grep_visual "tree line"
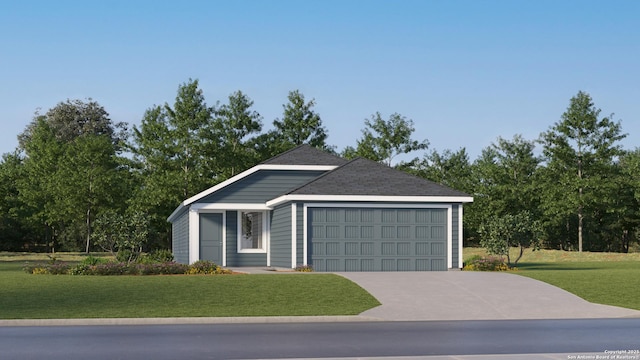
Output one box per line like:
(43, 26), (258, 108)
(0, 79), (637, 254)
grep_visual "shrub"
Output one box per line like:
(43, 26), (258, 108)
(23, 262), (70, 275)
(138, 262), (188, 275)
(187, 260), (218, 275)
(295, 264), (314, 272)
(89, 262), (139, 276)
(463, 256), (510, 271)
(81, 255), (109, 266)
(150, 249), (174, 263)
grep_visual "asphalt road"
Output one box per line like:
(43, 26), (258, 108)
(3, 319), (639, 360)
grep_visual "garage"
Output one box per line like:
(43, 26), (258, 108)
(309, 207), (448, 271)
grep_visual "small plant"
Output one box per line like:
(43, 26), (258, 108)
(463, 256), (510, 271)
(81, 255), (109, 266)
(23, 262), (70, 275)
(138, 262), (188, 275)
(187, 260), (219, 275)
(295, 264), (314, 272)
(150, 249), (174, 263)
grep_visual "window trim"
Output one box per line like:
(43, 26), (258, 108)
(237, 210), (268, 253)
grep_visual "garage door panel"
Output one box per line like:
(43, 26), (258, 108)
(397, 242), (411, 255)
(309, 208), (448, 272)
(416, 242), (429, 255)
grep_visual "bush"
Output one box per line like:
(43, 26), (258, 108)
(81, 255), (109, 266)
(138, 262), (188, 275)
(150, 249), (174, 263)
(187, 260), (218, 275)
(23, 262), (71, 275)
(295, 264), (314, 272)
(463, 256), (510, 271)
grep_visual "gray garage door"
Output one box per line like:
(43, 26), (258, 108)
(309, 208), (448, 272)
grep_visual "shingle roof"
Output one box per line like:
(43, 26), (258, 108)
(286, 157), (471, 197)
(261, 144), (348, 166)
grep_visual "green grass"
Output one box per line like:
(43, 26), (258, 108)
(516, 261), (640, 311)
(0, 260), (380, 319)
(464, 248), (640, 310)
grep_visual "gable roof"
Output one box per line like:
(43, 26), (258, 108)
(261, 144), (348, 166)
(169, 147), (473, 222)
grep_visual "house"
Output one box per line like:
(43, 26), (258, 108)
(167, 145), (473, 271)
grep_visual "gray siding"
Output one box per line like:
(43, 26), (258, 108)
(451, 205), (459, 268)
(172, 209), (190, 264)
(198, 170), (325, 204)
(224, 211), (267, 267)
(270, 204), (292, 268)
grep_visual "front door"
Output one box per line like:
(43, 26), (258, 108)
(200, 213), (223, 265)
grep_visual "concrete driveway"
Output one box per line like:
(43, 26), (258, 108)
(338, 271), (640, 321)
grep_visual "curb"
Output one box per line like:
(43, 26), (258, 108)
(0, 315), (382, 327)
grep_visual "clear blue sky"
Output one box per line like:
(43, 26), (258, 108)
(1, 0), (639, 160)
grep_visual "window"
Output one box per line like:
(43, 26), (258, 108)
(238, 211), (266, 252)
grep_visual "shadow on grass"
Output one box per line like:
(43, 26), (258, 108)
(516, 263), (599, 271)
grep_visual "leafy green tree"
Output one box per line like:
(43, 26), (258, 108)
(213, 90), (263, 178)
(18, 99), (126, 149)
(474, 135), (540, 218)
(55, 134), (127, 252)
(479, 211), (543, 265)
(274, 90), (327, 147)
(256, 90), (329, 160)
(405, 148), (477, 241)
(166, 79), (218, 198)
(409, 148), (474, 193)
(597, 149), (640, 252)
(0, 152), (33, 251)
(345, 112), (428, 166)
(18, 100), (127, 252)
(92, 210), (150, 264)
(130, 79), (218, 248)
(539, 91), (626, 251)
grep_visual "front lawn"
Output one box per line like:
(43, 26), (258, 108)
(464, 248), (640, 311)
(0, 261), (380, 319)
(516, 261), (640, 311)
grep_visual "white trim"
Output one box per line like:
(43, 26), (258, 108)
(447, 206), (453, 269)
(237, 210), (268, 254)
(458, 204), (464, 269)
(303, 202), (452, 209)
(167, 164), (338, 222)
(267, 195), (473, 208)
(303, 204), (308, 265)
(291, 203), (297, 268)
(195, 209), (226, 266)
(188, 208), (199, 264)
(191, 203), (271, 211)
(303, 203), (455, 270)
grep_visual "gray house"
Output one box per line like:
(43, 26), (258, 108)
(167, 145), (473, 271)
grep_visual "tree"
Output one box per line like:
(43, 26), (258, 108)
(479, 211), (543, 266)
(17, 100), (127, 251)
(539, 91), (626, 252)
(0, 152), (33, 251)
(258, 90), (329, 159)
(55, 134), (127, 252)
(165, 78), (217, 199)
(92, 210), (150, 263)
(406, 148), (477, 241)
(130, 79), (218, 248)
(213, 90), (263, 178)
(345, 112), (428, 166)
(474, 135), (540, 219)
(18, 99), (126, 149)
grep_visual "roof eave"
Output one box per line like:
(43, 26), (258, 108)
(266, 195), (474, 208)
